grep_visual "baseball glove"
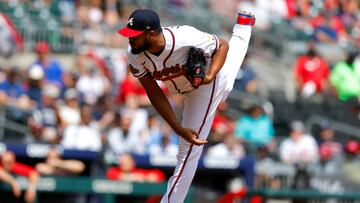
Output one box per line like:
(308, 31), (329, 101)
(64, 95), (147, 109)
(185, 47), (206, 88)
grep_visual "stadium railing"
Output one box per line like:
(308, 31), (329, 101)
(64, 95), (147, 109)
(0, 176), (193, 203)
(2, 177), (359, 203)
(0, 106), (30, 141)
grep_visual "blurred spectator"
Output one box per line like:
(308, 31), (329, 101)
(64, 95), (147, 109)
(32, 41), (64, 88)
(0, 151), (39, 203)
(61, 71), (78, 96)
(279, 120), (319, 164)
(28, 84), (61, 144)
(312, 14), (345, 43)
(91, 95), (115, 129)
(36, 148), (85, 176)
(234, 58), (257, 94)
(342, 140), (360, 185)
(106, 111), (146, 155)
(206, 134), (245, 160)
(114, 70), (148, 105)
(294, 43), (330, 97)
(119, 94), (150, 154)
(58, 88), (81, 128)
(106, 153), (165, 183)
(146, 113), (161, 138)
(235, 105), (275, 147)
(208, 101), (234, 147)
(0, 69), (32, 140)
(0, 68), (32, 110)
(123, 93), (149, 131)
(109, 50), (128, 85)
(0, 69), (23, 98)
(330, 51), (360, 101)
(75, 62), (111, 105)
(149, 123), (179, 156)
(26, 64), (45, 106)
(317, 120), (342, 161)
(344, 140), (360, 156)
(61, 105), (102, 151)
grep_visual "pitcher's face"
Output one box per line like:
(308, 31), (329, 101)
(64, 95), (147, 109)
(129, 32), (152, 55)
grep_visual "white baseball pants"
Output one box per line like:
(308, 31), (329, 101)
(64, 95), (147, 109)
(161, 24), (252, 203)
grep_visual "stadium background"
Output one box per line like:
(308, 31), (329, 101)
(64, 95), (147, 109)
(0, 0), (359, 202)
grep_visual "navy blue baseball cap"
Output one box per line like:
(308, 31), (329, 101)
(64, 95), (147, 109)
(118, 9), (161, 38)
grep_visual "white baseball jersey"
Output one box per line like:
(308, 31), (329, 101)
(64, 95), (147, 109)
(128, 25), (219, 94)
(126, 22), (252, 203)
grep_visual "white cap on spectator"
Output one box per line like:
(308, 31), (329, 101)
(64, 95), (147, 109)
(290, 120), (305, 133)
(43, 84), (60, 98)
(29, 65), (44, 80)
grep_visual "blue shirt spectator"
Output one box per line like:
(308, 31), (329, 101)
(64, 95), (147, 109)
(33, 42), (64, 88)
(0, 69), (25, 98)
(35, 59), (64, 87)
(234, 62), (257, 94)
(235, 105), (274, 145)
(234, 66), (255, 90)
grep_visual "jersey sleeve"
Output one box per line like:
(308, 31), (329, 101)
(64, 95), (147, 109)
(127, 47), (149, 78)
(178, 26), (219, 58)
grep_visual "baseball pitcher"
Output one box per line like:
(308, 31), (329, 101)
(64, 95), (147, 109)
(118, 9), (254, 203)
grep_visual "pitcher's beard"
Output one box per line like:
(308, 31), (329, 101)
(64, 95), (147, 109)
(130, 41), (151, 55)
(130, 47), (145, 55)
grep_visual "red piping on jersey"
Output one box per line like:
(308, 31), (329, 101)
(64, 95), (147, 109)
(163, 28), (175, 69)
(170, 80), (181, 94)
(135, 70), (149, 78)
(211, 35), (219, 57)
(144, 52), (157, 71)
(167, 78), (217, 203)
(162, 28), (178, 93)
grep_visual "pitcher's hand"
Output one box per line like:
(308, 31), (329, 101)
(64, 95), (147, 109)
(177, 128), (207, 146)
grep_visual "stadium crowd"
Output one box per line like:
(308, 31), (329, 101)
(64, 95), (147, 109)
(0, 0), (360, 202)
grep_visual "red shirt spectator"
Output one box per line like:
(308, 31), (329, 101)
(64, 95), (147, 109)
(8, 162), (35, 177)
(294, 50), (330, 93)
(107, 167), (165, 183)
(212, 101), (234, 132)
(285, 0), (297, 19)
(115, 71), (168, 105)
(0, 151), (39, 203)
(107, 167), (148, 180)
(106, 154), (165, 183)
(115, 74), (146, 104)
(0, 152), (36, 177)
(345, 140), (360, 155)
